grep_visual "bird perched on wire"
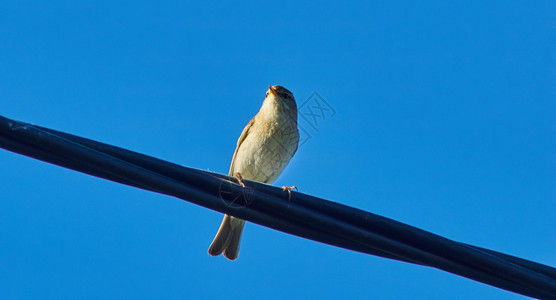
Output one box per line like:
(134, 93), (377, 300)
(208, 85), (300, 260)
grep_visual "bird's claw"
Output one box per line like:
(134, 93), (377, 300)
(282, 185), (298, 193)
(235, 172), (246, 187)
(282, 185), (299, 199)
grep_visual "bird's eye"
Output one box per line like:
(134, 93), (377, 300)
(283, 93), (289, 99)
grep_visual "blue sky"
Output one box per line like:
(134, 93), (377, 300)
(1, 1), (554, 299)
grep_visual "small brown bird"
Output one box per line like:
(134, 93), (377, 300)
(208, 85), (300, 260)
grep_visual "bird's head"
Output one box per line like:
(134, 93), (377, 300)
(265, 85), (297, 113)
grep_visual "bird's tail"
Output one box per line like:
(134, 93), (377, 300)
(208, 214), (245, 260)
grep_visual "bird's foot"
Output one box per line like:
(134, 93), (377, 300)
(282, 185), (298, 193)
(235, 172), (246, 187)
(282, 185), (298, 200)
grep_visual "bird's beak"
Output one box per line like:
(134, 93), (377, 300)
(268, 85), (277, 95)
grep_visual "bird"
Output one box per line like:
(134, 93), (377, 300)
(208, 85), (300, 260)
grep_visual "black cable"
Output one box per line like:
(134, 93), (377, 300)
(1, 115), (555, 299)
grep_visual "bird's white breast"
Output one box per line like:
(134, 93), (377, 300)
(231, 100), (299, 184)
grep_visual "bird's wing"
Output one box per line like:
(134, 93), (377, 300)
(292, 131), (299, 157)
(228, 117), (255, 176)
